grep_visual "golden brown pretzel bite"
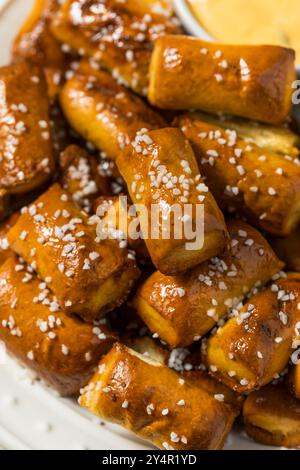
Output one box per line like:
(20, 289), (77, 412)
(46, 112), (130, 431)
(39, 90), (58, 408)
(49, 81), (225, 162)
(125, 335), (243, 411)
(79, 342), (239, 450)
(134, 220), (283, 347)
(0, 62), (54, 201)
(271, 227), (300, 272)
(0, 254), (116, 396)
(60, 61), (166, 161)
(243, 382), (300, 448)
(182, 112), (300, 157)
(204, 275), (300, 393)
(59, 145), (111, 212)
(117, 127), (228, 275)
(12, 0), (66, 100)
(7, 183), (140, 322)
(176, 113), (300, 236)
(149, 35), (295, 124)
(51, 0), (182, 95)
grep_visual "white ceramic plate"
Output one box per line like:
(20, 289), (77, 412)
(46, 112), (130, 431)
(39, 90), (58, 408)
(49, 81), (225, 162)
(0, 0), (281, 451)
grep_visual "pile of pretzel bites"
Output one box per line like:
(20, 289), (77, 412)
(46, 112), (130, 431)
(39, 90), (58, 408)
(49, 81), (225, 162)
(0, 0), (299, 450)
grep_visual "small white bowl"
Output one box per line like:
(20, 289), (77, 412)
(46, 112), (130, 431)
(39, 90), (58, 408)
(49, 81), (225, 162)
(173, 0), (213, 41)
(173, 0), (300, 74)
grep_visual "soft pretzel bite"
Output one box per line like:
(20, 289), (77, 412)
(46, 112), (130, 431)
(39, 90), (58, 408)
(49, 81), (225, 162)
(117, 128), (228, 275)
(176, 113), (300, 236)
(123, 336), (244, 410)
(134, 220), (282, 347)
(93, 195), (149, 260)
(271, 227), (300, 272)
(59, 145), (111, 212)
(0, 212), (19, 266)
(243, 382), (300, 448)
(0, 62), (54, 198)
(0, 254), (116, 396)
(7, 183), (140, 322)
(51, 0), (182, 95)
(204, 275), (300, 393)
(180, 112), (300, 158)
(60, 61), (166, 161)
(79, 342), (239, 450)
(12, 0), (66, 101)
(149, 35), (295, 124)
(289, 364), (300, 399)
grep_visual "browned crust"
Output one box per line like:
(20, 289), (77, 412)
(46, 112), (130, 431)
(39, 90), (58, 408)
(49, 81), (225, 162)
(243, 383), (300, 448)
(205, 276), (300, 393)
(12, 0), (67, 100)
(0, 62), (55, 195)
(60, 61), (166, 161)
(79, 342), (239, 450)
(134, 219), (283, 347)
(149, 35), (295, 124)
(7, 183), (140, 321)
(117, 127), (228, 275)
(0, 254), (117, 396)
(59, 144), (111, 212)
(176, 113), (300, 236)
(51, 0), (182, 95)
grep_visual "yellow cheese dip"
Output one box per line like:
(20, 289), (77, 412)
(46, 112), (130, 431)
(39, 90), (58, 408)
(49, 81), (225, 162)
(187, 0), (300, 62)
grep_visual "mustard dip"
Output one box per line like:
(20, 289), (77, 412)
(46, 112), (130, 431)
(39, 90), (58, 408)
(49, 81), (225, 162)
(187, 0), (300, 62)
